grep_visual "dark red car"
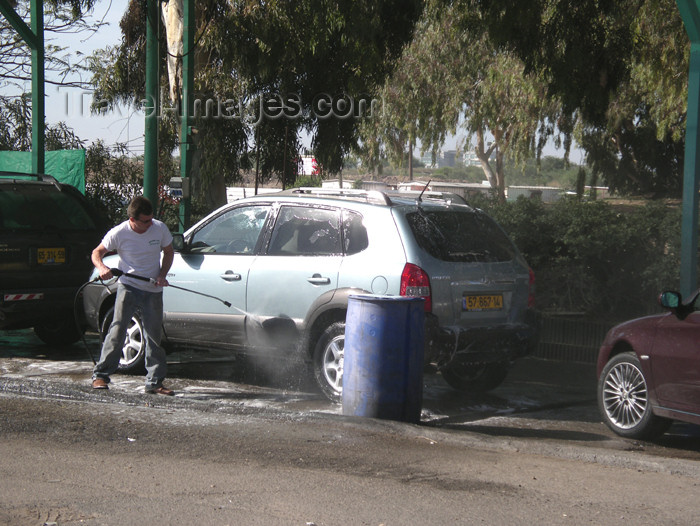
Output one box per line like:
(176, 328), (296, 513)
(597, 289), (700, 440)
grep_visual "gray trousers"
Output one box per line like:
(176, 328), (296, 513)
(92, 283), (167, 389)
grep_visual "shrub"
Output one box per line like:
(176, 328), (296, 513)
(475, 196), (682, 320)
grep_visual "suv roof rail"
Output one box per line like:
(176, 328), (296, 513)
(0, 172), (61, 189)
(282, 187), (393, 205)
(279, 186), (470, 207)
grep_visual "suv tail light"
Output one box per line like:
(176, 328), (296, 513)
(528, 268), (536, 308)
(400, 263), (432, 312)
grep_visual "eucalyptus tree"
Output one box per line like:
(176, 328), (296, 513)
(87, 0), (423, 208)
(475, 0), (689, 197)
(362, 1), (560, 200)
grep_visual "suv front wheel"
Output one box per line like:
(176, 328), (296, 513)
(313, 321), (345, 402)
(100, 306), (146, 374)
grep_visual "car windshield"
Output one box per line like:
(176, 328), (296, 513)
(0, 186), (98, 231)
(406, 208), (517, 262)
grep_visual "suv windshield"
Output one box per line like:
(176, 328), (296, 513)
(0, 185), (98, 231)
(406, 209), (517, 263)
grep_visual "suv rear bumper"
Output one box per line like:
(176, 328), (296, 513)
(0, 286), (80, 329)
(428, 309), (541, 366)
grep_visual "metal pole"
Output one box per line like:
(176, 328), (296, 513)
(179, 0), (194, 231)
(0, 0), (44, 173)
(144, 0), (159, 205)
(677, 0), (700, 297)
(30, 0), (44, 174)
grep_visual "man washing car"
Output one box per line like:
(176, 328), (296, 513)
(90, 196), (175, 395)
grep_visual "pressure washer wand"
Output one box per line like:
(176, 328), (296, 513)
(110, 268), (232, 308)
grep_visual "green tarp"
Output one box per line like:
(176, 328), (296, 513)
(0, 150), (86, 193)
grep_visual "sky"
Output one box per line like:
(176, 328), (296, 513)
(43, 0), (146, 154)
(33, 0), (581, 163)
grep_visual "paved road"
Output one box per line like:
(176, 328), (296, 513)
(2, 329), (700, 525)
(2, 328), (700, 462)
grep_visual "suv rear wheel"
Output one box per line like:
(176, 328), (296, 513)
(313, 321), (345, 402)
(100, 306), (146, 374)
(34, 314), (83, 346)
(440, 362), (509, 393)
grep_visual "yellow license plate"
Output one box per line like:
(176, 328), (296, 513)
(38, 247), (66, 265)
(463, 294), (503, 311)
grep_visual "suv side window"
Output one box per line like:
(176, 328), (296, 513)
(189, 205), (270, 254)
(342, 210), (368, 255)
(268, 206), (341, 256)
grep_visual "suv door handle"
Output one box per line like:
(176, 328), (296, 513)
(307, 273), (330, 285)
(220, 271), (241, 281)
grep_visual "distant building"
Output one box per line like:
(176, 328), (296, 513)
(419, 150), (459, 169)
(463, 151), (481, 167)
(361, 181), (389, 192)
(441, 150), (457, 167)
(321, 179), (355, 189)
(397, 181), (493, 199)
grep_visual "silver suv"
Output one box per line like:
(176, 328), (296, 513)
(82, 187), (538, 401)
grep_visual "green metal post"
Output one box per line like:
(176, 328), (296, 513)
(179, 0), (194, 231)
(144, 0), (159, 205)
(677, 0), (700, 297)
(0, 0), (45, 174)
(30, 0), (44, 174)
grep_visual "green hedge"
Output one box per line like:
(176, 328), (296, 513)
(471, 195), (684, 320)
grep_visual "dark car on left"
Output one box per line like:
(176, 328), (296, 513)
(0, 172), (108, 345)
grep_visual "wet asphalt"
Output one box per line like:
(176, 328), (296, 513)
(2, 327), (700, 468)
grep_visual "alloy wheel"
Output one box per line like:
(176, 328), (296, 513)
(602, 361), (648, 430)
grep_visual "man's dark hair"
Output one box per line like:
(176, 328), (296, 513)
(127, 196), (153, 219)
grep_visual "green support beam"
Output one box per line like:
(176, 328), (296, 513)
(0, 0), (45, 174)
(144, 0), (159, 205)
(179, 0), (194, 231)
(30, 0), (44, 173)
(677, 0), (700, 297)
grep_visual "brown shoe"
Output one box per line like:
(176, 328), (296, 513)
(146, 385), (174, 396)
(92, 378), (109, 390)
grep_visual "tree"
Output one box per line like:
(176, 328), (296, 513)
(87, 0), (423, 210)
(0, 93), (83, 151)
(1, 0), (103, 97)
(474, 0), (689, 197)
(360, 0), (561, 200)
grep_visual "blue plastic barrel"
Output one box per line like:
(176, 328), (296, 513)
(342, 295), (425, 423)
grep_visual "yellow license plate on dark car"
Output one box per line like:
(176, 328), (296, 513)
(38, 247), (66, 265)
(463, 294), (503, 311)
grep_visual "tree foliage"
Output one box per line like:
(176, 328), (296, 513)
(358, 0), (563, 200)
(473, 195), (683, 319)
(87, 0), (423, 209)
(0, 0), (103, 96)
(0, 93), (84, 151)
(474, 0), (689, 197)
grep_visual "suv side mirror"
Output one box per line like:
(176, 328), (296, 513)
(172, 233), (186, 252)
